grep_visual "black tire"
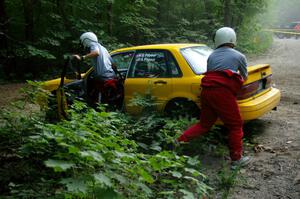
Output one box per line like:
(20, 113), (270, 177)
(164, 98), (200, 119)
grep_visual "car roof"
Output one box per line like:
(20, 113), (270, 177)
(111, 43), (207, 53)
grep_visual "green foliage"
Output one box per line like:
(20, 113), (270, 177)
(0, 90), (212, 198)
(0, 0), (275, 80)
(216, 166), (240, 199)
(21, 80), (51, 111)
(14, 45), (56, 60)
(237, 16), (273, 53)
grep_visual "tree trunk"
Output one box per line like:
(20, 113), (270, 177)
(0, 0), (8, 49)
(223, 0), (231, 27)
(181, 1), (186, 19)
(107, 1), (113, 36)
(166, 0), (170, 22)
(56, 0), (61, 10)
(203, 0), (215, 38)
(156, 1), (161, 25)
(22, 0), (37, 42)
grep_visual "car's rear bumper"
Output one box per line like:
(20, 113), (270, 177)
(239, 87), (281, 121)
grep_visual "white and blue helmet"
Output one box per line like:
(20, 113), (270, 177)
(80, 32), (98, 48)
(214, 27), (237, 48)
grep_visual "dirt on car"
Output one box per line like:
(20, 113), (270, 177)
(0, 38), (299, 198)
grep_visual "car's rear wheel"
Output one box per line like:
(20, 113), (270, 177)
(164, 98), (200, 119)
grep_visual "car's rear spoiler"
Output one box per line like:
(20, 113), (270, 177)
(248, 64), (270, 74)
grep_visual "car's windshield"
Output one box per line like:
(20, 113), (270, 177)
(181, 46), (213, 75)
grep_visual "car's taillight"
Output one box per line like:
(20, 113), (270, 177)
(264, 74), (272, 89)
(237, 81), (260, 100)
(237, 75), (272, 100)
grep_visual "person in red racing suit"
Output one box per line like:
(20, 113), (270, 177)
(177, 27), (252, 167)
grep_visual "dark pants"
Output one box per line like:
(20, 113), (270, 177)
(178, 86), (244, 161)
(91, 74), (115, 103)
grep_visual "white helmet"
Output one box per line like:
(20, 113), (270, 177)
(80, 32), (98, 48)
(214, 27), (236, 48)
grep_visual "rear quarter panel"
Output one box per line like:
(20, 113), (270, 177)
(163, 48), (203, 109)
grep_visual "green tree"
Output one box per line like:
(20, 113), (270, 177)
(0, 0), (274, 80)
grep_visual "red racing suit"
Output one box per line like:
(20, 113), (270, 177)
(177, 70), (244, 161)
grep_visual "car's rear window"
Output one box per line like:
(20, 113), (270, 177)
(180, 46), (213, 75)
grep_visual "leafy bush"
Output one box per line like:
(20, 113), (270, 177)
(0, 92), (212, 198)
(237, 18), (273, 54)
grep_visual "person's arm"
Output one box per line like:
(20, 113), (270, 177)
(73, 45), (100, 61)
(81, 50), (99, 60)
(238, 55), (248, 80)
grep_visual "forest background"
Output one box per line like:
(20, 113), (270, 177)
(1, 0), (300, 81)
(1, 0), (300, 198)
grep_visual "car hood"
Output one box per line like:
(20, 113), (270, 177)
(42, 78), (75, 92)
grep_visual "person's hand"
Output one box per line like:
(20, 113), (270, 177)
(72, 54), (81, 60)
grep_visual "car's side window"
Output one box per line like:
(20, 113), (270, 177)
(111, 51), (134, 70)
(128, 50), (181, 78)
(166, 52), (182, 77)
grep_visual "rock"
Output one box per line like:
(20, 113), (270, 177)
(294, 173), (300, 185)
(264, 146), (276, 153)
(253, 144), (276, 153)
(254, 144), (265, 153)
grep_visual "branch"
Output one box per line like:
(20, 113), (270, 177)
(0, 31), (27, 46)
(0, 18), (14, 26)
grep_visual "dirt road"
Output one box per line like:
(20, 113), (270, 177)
(0, 83), (24, 107)
(231, 39), (300, 199)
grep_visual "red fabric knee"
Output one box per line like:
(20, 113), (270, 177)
(177, 122), (211, 142)
(207, 87), (244, 161)
(177, 89), (217, 142)
(228, 128), (243, 160)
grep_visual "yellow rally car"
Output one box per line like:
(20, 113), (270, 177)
(43, 44), (281, 121)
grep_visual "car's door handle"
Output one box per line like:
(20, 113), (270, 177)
(154, 80), (167, 84)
